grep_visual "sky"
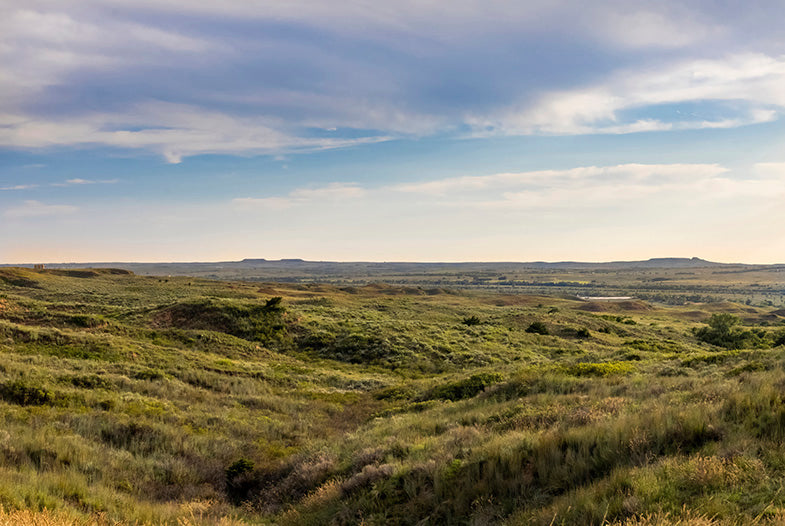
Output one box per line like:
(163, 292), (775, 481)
(2, 1), (785, 264)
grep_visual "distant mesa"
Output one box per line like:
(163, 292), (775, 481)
(630, 257), (719, 267)
(232, 257), (722, 268)
(240, 258), (306, 264)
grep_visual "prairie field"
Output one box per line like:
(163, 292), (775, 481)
(1, 266), (785, 524)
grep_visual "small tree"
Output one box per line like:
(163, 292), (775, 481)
(695, 313), (750, 349)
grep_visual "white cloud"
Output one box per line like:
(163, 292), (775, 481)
(40, 0), (720, 52)
(1, 179), (118, 191)
(593, 8), (720, 49)
(234, 162), (785, 217)
(476, 53), (785, 135)
(233, 183), (366, 209)
(753, 162), (785, 176)
(0, 184), (40, 191)
(389, 162), (785, 211)
(392, 164), (729, 195)
(0, 103), (389, 163)
(0, 7), (212, 105)
(4, 200), (78, 218)
(49, 178), (119, 186)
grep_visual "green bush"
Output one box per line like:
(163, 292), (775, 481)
(525, 321), (549, 335)
(225, 458), (256, 505)
(0, 380), (66, 406)
(694, 313), (763, 349)
(152, 297), (288, 343)
(426, 372), (504, 401)
(462, 315), (482, 326)
(565, 362), (634, 377)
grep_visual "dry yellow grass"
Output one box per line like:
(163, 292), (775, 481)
(0, 507), (107, 526)
(610, 509), (785, 526)
(0, 506), (246, 526)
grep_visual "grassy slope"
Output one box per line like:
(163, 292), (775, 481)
(1, 268), (785, 524)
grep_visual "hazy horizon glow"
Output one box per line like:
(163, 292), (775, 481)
(2, 1), (785, 264)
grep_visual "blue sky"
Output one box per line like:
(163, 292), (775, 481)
(2, 1), (785, 263)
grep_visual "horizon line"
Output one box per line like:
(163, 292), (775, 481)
(2, 257), (782, 267)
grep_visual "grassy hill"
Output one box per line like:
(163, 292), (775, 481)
(1, 267), (785, 524)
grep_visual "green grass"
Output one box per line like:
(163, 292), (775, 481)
(1, 267), (785, 524)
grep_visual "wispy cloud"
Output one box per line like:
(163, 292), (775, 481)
(390, 163), (785, 210)
(51, 178), (119, 186)
(4, 200), (78, 218)
(0, 103), (390, 163)
(1, 184), (40, 191)
(1, 179), (118, 190)
(233, 183), (366, 210)
(470, 54), (785, 136)
(392, 164), (728, 195)
(234, 162), (785, 215)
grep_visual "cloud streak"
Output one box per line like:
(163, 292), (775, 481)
(236, 162), (785, 215)
(470, 54), (785, 136)
(1, 179), (118, 190)
(4, 200), (78, 218)
(233, 183), (366, 209)
(0, 103), (390, 163)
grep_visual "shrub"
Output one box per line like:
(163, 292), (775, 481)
(226, 458), (255, 482)
(694, 313), (761, 349)
(152, 298), (288, 343)
(225, 458), (256, 505)
(525, 321), (549, 335)
(69, 374), (113, 390)
(576, 327), (591, 338)
(426, 372), (504, 401)
(462, 316), (482, 326)
(264, 296), (284, 312)
(99, 421), (165, 454)
(565, 362), (635, 377)
(0, 380), (65, 406)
